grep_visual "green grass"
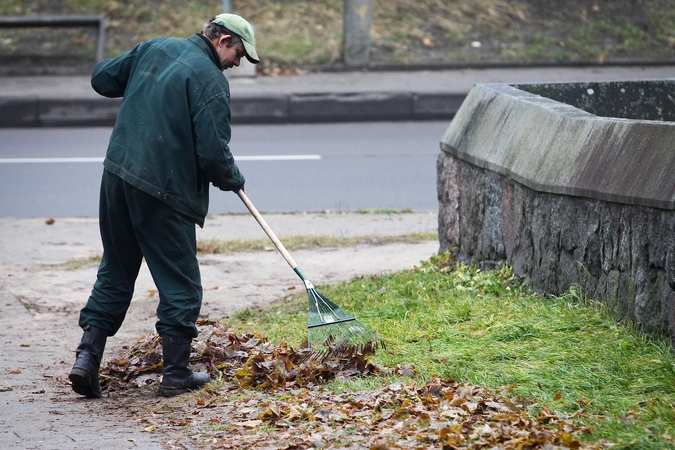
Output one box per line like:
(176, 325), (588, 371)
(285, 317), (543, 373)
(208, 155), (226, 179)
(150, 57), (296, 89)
(197, 232), (437, 254)
(41, 254), (102, 271)
(353, 208), (415, 214)
(225, 252), (675, 448)
(42, 232), (437, 270)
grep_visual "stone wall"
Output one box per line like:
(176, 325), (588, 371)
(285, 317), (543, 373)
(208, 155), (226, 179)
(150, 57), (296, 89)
(437, 81), (675, 341)
(437, 153), (675, 339)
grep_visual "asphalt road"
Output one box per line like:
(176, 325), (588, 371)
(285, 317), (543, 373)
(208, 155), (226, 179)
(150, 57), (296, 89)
(0, 121), (447, 218)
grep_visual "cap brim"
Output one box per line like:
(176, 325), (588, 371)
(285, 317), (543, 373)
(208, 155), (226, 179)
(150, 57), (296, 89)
(242, 40), (259, 64)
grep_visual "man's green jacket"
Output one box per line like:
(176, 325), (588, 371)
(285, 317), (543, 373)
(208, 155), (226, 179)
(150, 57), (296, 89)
(91, 34), (245, 227)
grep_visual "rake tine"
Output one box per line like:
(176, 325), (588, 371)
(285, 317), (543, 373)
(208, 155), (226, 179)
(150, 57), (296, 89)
(292, 345), (326, 366)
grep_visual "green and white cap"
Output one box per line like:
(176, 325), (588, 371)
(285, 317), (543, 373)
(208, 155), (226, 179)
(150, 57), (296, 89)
(212, 13), (259, 64)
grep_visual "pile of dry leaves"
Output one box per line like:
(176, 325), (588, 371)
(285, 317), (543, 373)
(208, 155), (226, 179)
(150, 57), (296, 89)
(97, 320), (608, 449)
(100, 319), (380, 392)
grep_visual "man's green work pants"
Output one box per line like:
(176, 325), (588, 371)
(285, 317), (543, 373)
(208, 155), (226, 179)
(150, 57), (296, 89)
(79, 170), (203, 338)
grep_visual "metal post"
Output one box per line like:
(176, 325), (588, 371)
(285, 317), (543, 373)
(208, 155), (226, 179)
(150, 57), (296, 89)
(343, 0), (372, 66)
(221, 1), (256, 78)
(96, 14), (106, 61)
(222, 0), (231, 79)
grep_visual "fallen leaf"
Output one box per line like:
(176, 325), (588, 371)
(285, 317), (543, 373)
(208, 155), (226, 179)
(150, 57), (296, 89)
(560, 431), (581, 448)
(388, 383), (403, 392)
(237, 419), (263, 429)
(391, 408), (410, 421)
(449, 397), (467, 407)
(479, 423), (493, 436)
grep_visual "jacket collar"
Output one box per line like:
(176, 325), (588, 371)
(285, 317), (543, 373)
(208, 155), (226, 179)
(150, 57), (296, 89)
(190, 33), (222, 69)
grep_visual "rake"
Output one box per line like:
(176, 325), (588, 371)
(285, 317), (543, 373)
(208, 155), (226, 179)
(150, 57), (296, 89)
(236, 190), (384, 356)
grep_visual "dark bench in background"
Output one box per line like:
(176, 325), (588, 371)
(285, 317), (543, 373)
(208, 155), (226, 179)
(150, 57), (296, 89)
(0, 14), (106, 62)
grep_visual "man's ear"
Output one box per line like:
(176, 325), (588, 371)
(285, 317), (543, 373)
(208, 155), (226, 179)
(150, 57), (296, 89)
(217, 34), (232, 48)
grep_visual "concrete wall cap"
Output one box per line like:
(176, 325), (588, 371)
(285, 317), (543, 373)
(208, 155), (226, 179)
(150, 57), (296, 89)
(441, 82), (675, 210)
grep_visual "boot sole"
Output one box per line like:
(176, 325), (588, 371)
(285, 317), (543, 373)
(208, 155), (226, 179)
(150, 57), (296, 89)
(161, 372), (210, 397)
(69, 369), (102, 398)
(160, 379), (210, 397)
(160, 387), (190, 398)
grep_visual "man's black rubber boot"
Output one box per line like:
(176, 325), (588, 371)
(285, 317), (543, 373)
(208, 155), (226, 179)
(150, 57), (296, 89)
(160, 334), (210, 397)
(69, 325), (108, 398)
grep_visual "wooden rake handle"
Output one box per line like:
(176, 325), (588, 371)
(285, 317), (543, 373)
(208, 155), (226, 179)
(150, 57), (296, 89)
(236, 189), (299, 271)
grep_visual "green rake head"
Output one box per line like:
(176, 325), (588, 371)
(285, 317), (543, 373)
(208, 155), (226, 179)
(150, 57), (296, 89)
(304, 278), (384, 358)
(238, 190), (384, 361)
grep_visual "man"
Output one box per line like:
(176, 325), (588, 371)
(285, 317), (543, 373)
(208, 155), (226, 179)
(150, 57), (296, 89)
(68, 13), (259, 398)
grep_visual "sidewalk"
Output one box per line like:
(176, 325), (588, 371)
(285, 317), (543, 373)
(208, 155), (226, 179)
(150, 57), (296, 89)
(0, 211), (438, 449)
(1, 64), (674, 127)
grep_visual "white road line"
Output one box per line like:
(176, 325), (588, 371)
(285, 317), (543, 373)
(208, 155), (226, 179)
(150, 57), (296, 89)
(0, 155), (321, 164)
(0, 157), (104, 163)
(238, 155), (321, 161)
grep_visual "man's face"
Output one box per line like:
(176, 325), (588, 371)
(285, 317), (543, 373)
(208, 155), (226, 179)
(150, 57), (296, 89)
(216, 36), (246, 70)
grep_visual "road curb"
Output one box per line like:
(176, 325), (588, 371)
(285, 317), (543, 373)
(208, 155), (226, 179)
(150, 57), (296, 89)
(5, 64), (674, 128)
(0, 92), (462, 127)
(232, 92), (463, 124)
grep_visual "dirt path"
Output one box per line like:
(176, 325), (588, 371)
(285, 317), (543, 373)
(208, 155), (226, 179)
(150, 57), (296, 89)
(0, 212), (438, 449)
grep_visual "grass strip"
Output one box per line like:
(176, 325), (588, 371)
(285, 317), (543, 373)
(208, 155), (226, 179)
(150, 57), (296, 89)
(226, 252), (675, 448)
(44, 233), (438, 270)
(197, 232), (438, 254)
(40, 254), (102, 271)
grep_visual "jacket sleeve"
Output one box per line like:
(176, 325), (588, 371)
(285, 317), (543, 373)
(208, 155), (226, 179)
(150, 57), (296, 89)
(90, 43), (145, 98)
(192, 92), (245, 192)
